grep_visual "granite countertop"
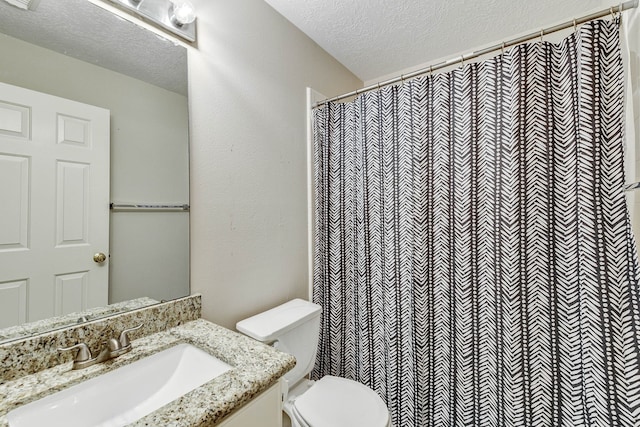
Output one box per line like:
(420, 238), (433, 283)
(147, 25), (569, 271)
(0, 297), (159, 344)
(0, 319), (296, 426)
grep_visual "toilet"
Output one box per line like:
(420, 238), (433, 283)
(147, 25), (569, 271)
(236, 298), (391, 427)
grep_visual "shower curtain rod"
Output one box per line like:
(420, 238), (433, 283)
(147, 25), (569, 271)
(313, 0), (639, 108)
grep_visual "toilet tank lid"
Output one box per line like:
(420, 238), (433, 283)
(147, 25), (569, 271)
(236, 299), (322, 342)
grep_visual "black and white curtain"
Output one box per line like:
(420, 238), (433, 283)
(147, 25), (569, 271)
(312, 19), (640, 426)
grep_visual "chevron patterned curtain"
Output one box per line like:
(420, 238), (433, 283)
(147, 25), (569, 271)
(312, 19), (640, 427)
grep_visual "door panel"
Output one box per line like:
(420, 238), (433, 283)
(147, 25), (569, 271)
(54, 271), (89, 316)
(56, 161), (89, 246)
(57, 114), (90, 147)
(0, 279), (27, 328)
(0, 100), (29, 139)
(0, 82), (110, 326)
(0, 154), (29, 251)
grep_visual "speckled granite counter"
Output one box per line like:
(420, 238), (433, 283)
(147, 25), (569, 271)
(1, 295), (202, 381)
(0, 297), (159, 344)
(0, 319), (296, 426)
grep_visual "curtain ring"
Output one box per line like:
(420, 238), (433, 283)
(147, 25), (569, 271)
(501, 42), (505, 55)
(377, 82), (381, 91)
(429, 65), (433, 76)
(573, 18), (577, 31)
(460, 55), (465, 69)
(619, 2), (623, 20)
(400, 74), (405, 86)
(610, 6), (615, 20)
(539, 29), (544, 42)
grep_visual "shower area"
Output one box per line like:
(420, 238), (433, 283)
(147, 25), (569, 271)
(310, 4), (640, 426)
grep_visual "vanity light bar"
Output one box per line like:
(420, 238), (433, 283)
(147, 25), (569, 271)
(624, 181), (640, 192)
(110, 203), (190, 212)
(106, 0), (196, 42)
(2, 0), (40, 11)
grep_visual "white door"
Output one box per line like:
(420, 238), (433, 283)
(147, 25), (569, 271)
(0, 82), (110, 328)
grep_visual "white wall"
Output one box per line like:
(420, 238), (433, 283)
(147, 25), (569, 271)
(623, 5), (640, 242)
(0, 33), (190, 304)
(364, 2), (620, 86)
(188, 0), (362, 329)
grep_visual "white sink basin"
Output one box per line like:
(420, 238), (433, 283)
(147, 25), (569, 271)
(7, 343), (232, 427)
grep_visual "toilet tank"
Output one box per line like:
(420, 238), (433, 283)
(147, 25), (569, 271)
(236, 299), (322, 387)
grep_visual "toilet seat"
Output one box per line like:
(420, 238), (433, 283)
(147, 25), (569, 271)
(291, 376), (389, 427)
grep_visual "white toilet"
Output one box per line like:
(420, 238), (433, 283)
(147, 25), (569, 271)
(236, 298), (391, 427)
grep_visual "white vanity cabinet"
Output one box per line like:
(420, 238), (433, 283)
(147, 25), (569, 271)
(217, 381), (282, 427)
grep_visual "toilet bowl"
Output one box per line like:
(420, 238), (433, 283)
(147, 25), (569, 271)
(236, 299), (390, 427)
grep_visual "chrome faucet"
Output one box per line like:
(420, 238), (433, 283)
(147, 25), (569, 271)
(58, 323), (143, 370)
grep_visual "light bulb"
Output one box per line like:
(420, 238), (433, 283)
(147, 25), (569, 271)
(170, 0), (196, 26)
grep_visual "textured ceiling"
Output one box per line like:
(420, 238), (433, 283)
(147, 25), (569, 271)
(264, 0), (609, 83)
(0, 0), (187, 95)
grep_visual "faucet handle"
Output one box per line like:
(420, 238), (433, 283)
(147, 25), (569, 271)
(105, 338), (122, 352)
(118, 323), (143, 347)
(58, 343), (92, 363)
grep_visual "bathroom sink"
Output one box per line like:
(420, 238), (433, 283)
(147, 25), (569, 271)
(6, 343), (232, 427)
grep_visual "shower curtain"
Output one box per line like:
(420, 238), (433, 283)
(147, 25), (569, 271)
(312, 19), (640, 427)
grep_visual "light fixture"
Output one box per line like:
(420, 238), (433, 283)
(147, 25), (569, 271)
(169, 0), (196, 27)
(2, 0), (40, 10)
(106, 0), (197, 42)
